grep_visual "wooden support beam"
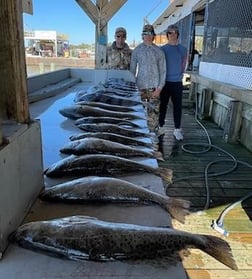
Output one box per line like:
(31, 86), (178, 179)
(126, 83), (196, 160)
(0, 0), (30, 122)
(223, 100), (243, 143)
(75, 0), (127, 68)
(75, 0), (98, 24)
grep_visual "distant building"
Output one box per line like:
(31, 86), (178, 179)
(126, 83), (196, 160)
(24, 30), (70, 57)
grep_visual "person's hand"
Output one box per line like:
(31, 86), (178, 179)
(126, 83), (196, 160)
(152, 88), (161, 98)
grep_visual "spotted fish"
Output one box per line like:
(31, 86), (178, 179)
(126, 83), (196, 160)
(9, 215), (237, 270)
(69, 132), (155, 149)
(59, 137), (163, 161)
(44, 154), (173, 184)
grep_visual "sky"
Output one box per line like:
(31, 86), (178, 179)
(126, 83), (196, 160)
(23, 0), (169, 45)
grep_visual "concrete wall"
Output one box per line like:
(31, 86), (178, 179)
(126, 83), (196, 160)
(0, 121), (43, 256)
(70, 68), (136, 84)
(27, 68), (71, 94)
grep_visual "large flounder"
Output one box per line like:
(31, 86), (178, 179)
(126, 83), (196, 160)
(44, 154), (172, 184)
(39, 176), (189, 223)
(59, 137), (163, 161)
(9, 215), (237, 270)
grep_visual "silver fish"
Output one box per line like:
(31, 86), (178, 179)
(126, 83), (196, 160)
(74, 92), (142, 106)
(69, 132), (155, 149)
(75, 101), (138, 113)
(39, 176), (190, 223)
(59, 137), (163, 161)
(74, 116), (142, 128)
(44, 154), (173, 184)
(9, 215), (237, 270)
(59, 105), (143, 120)
(76, 123), (151, 138)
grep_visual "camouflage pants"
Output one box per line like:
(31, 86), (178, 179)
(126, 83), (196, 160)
(141, 89), (160, 134)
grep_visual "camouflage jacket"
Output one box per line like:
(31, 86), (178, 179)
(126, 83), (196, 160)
(107, 42), (132, 70)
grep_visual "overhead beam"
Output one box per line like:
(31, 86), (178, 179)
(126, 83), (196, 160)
(75, 0), (98, 24)
(75, 0), (127, 68)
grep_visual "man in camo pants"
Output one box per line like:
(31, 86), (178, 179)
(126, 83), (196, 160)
(130, 25), (166, 135)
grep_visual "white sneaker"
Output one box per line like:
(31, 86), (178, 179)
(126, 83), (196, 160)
(173, 128), (183, 140)
(158, 126), (165, 136)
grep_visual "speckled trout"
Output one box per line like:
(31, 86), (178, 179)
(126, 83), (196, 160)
(39, 176), (189, 223)
(44, 154), (172, 184)
(75, 101), (138, 112)
(9, 215), (237, 270)
(59, 105), (143, 120)
(69, 132), (154, 149)
(74, 116), (142, 128)
(59, 137), (163, 161)
(76, 123), (151, 138)
(74, 92), (142, 106)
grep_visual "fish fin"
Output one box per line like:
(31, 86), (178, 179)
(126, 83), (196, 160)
(153, 151), (164, 161)
(158, 167), (173, 184)
(200, 234), (238, 270)
(164, 197), (191, 224)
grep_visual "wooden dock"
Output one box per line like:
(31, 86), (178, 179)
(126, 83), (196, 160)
(158, 102), (252, 279)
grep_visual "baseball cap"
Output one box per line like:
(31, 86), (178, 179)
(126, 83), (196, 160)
(166, 24), (179, 35)
(115, 27), (127, 36)
(142, 24), (156, 36)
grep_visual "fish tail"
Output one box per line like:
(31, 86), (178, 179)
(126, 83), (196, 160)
(165, 197), (191, 224)
(200, 234), (238, 270)
(158, 167), (173, 184)
(153, 151), (164, 161)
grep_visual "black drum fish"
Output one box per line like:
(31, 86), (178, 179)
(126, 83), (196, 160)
(39, 176), (190, 223)
(44, 154), (173, 184)
(9, 215), (237, 270)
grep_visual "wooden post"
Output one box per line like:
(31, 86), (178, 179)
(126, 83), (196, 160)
(0, 0), (30, 123)
(223, 100), (243, 143)
(76, 0), (127, 69)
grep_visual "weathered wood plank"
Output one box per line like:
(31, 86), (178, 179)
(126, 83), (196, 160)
(0, 0), (29, 122)
(159, 104), (252, 278)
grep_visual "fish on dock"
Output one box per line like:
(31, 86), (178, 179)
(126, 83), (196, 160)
(75, 101), (138, 113)
(76, 123), (151, 138)
(59, 137), (164, 161)
(59, 105), (143, 120)
(74, 92), (142, 107)
(74, 116), (142, 128)
(44, 154), (173, 184)
(9, 215), (238, 270)
(69, 132), (155, 149)
(39, 176), (189, 223)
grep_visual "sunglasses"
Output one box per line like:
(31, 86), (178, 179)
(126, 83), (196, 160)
(167, 30), (177, 35)
(116, 35), (126, 38)
(142, 31), (154, 36)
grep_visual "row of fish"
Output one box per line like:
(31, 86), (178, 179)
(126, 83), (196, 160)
(9, 78), (237, 270)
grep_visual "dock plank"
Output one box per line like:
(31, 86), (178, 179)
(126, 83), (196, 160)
(158, 103), (252, 278)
